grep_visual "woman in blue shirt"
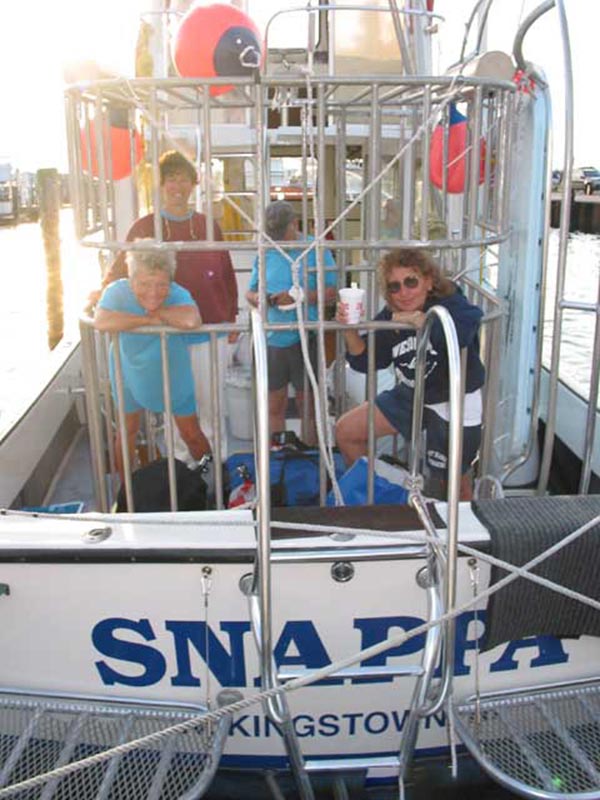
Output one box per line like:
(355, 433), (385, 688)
(95, 246), (211, 478)
(246, 200), (337, 443)
(335, 248), (485, 499)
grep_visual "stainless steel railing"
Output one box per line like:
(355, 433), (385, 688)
(79, 275), (501, 514)
(410, 306), (462, 710)
(247, 307), (315, 800)
(534, 0), (574, 495)
(247, 306), (463, 795)
(78, 316), (241, 512)
(397, 305), (464, 782)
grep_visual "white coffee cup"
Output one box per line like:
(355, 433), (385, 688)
(339, 283), (365, 324)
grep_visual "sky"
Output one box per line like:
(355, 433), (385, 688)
(0, 1), (596, 173)
(0, 0), (147, 172)
(436, 0), (597, 169)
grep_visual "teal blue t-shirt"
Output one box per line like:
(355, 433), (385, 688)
(99, 279), (196, 415)
(248, 238), (337, 347)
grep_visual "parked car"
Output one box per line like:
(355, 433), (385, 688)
(564, 166), (600, 195)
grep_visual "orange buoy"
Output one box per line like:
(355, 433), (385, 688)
(430, 104), (486, 193)
(173, 3), (262, 96)
(81, 124), (143, 181)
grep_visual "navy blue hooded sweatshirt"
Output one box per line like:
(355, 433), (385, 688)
(346, 287), (485, 405)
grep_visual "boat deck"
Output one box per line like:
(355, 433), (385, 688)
(44, 418), (259, 513)
(46, 427), (97, 511)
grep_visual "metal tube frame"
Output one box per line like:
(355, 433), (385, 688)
(537, 0), (572, 495)
(78, 321), (109, 512)
(159, 332), (177, 512)
(408, 305), (463, 713)
(250, 309), (315, 800)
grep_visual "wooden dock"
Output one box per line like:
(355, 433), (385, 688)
(550, 191), (600, 233)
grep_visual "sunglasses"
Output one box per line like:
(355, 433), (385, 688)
(386, 275), (421, 293)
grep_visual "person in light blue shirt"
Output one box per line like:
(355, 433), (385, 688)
(246, 200), (337, 442)
(95, 246), (210, 478)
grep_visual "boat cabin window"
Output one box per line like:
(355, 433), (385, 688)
(269, 157), (316, 201)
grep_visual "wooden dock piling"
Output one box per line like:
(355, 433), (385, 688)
(37, 168), (64, 350)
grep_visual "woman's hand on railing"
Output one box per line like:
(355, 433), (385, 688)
(84, 288), (102, 316)
(392, 310), (426, 329)
(153, 304), (201, 330)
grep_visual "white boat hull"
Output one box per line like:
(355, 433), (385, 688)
(0, 338), (82, 508)
(0, 507), (598, 770)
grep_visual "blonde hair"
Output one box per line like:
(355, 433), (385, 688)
(378, 248), (455, 299)
(126, 241), (176, 281)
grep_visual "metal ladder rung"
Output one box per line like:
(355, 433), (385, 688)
(305, 755), (400, 773)
(278, 665), (424, 682)
(271, 546), (422, 563)
(454, 681), (600, 798)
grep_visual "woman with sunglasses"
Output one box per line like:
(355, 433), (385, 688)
(335, 248), (485, 499)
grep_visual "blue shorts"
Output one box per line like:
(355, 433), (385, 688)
(375, 384), (481, 477)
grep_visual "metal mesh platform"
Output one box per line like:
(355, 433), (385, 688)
(0, 692), (232, 799)
(454, 681), (600, 799)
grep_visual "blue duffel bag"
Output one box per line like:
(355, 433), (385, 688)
(225, 449), (346, 507)
(326, 456), (409, 506)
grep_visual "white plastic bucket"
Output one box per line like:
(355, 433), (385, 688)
(225, 367), (253, 440)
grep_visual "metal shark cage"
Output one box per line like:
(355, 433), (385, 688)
(67, 65), (508, 511)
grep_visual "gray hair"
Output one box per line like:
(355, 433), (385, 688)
(265, 200), (296, 240)
(126, 243), (176, 281)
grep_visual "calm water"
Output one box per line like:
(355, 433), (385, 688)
(0, 219), (598, 428)
(544, 229), (600, 402)
(0, 209), (97, 431)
